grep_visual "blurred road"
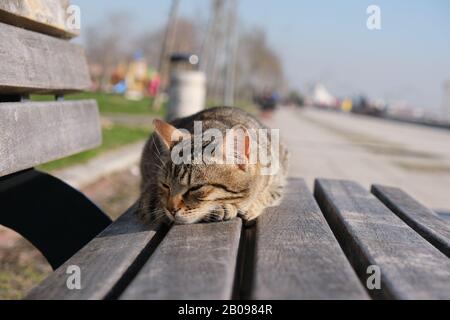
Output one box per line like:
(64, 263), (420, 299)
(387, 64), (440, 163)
(267, 107), (450, 212)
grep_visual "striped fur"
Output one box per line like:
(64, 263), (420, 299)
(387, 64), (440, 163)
(138, 107), (289, 225)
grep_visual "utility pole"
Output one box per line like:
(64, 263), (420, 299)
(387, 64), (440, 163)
(153, 0), (180, 110)
(200, 0), (219, 74)
(224, 0), (239, 106)
(200, 0), (239, 105)
(202, 0), (226, 103)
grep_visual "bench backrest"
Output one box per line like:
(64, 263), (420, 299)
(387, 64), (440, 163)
(0, 0), (101, 177)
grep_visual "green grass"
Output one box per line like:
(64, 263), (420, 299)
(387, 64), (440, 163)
(0, 265), (50, 300)
(31, 92), (166, 116)
(39, 125), (151, 172)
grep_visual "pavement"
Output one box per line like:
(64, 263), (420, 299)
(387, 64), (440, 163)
(52, 141), (145, 189)
(101, 113), (156, 128)
(265, 106), (450, 212)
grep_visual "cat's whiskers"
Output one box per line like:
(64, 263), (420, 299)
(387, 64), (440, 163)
(140, 203), (168, 213)
(152, 163), (166, 173)
(151, 213), (169, 224)
(152, 139), (166, 168)
(154, 154), (165, 168)
(138, 204), (155, 211)
(150, 209), (170, 223)
(152, 137), (162, 156)
(151, 208), (166, 216)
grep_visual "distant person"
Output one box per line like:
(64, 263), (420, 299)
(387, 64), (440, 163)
(255, 89), (279, 119)
(148, 73), (161, 98)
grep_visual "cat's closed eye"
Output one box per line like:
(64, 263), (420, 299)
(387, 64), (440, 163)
(184, 185), (211, 200)
(159, 182), (170, 192)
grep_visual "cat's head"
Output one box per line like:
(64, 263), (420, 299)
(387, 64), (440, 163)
(150, 119), (255, 224)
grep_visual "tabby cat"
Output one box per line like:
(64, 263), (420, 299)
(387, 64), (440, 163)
(138, 107), (288, 225)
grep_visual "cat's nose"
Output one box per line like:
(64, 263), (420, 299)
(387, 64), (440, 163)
(167, 196), (184, 215)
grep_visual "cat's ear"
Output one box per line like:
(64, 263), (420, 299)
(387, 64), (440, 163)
(237, 132), (252, 171)
(153, 119), (189, 150)
(224, 127), (252, 171)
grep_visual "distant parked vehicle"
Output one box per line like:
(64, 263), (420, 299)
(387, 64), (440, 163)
(254, 89), (280, 118)
(351, 95), (386, 116)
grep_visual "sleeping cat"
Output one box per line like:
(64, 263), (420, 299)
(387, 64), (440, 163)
(138, 107), (288, 225)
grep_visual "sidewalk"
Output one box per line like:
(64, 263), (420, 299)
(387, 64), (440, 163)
(101, 113), (156, 128)
(265, 106), (450, 212)
(52, 141), (145, 189)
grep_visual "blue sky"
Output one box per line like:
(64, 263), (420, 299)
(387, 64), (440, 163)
(73, 0), (450, 110)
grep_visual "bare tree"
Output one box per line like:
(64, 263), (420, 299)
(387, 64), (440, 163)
(236, 28), (285, 99)
(171, 18), (202, 53)
(136, 17), (202, 87)
(84, 12), (133, 91)
(84, 9), (203, 93)
(82, 8), (284, 102)
(134, 29), (164, 70)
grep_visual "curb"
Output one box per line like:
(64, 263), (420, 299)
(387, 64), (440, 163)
(52, 141), (146, 189)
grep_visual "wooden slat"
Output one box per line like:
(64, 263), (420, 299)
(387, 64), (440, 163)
(250, 178), (369, 300)
(315, 179), (450, 300)
(26, 205), (168, 300)
(0, 22), (90, 94)
(0, 0), (77, 38)
(120, 219), (242, 300)
(372, 185), (450, 257)
(0, 100), (101, 177)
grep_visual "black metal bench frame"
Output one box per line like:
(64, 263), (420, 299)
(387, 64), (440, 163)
(0, 168), (111, 269)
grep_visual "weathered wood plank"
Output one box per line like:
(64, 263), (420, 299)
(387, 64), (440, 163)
(26, 205), (168, 300)
(0, 100), (101, 177)
(250, 178), (369, 300)
(315, 179), (450, 300)
(120, 219), (242, 300)
(372, 185), (450, 258)
(0, 22), (90, 94)
(0, 0), (77, 38)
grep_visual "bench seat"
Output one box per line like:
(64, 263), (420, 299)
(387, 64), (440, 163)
(25, 178), (450, 300)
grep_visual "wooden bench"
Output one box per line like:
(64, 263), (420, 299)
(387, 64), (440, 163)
(26, 178), (450, 300)
(0, 0), (111, 270)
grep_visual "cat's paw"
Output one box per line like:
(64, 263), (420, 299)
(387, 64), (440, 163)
(239, 207), (263, 222)
(268, 185), (285, 207)
(222, 204), (239, 221)
(202, 204), (238, 223)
